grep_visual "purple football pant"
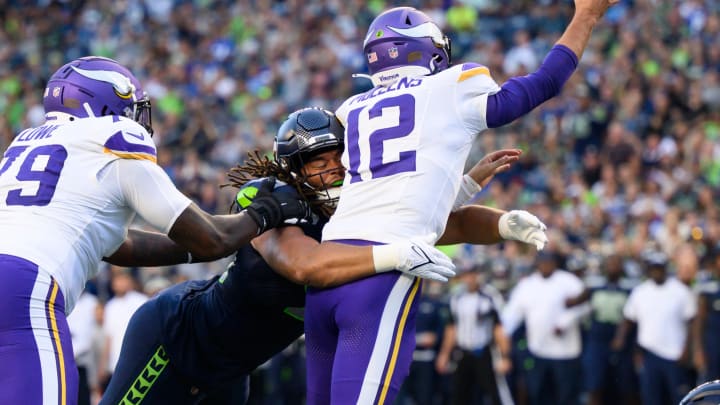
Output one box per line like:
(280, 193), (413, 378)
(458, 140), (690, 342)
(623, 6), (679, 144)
(0, 254), (78, 405)
(305, 267), (422, 405)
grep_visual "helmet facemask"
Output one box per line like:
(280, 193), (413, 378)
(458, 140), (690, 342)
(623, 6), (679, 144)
(274, 107), (346, 217)
(131, 95), (153, 136)
(282, 147), (345, 217)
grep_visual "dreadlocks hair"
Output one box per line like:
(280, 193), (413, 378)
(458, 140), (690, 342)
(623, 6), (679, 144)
(223, 150), (332, 217)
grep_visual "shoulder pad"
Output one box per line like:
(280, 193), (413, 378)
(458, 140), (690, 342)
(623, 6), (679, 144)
(102, 117), (156, 163)
(456, 63), (492, 83)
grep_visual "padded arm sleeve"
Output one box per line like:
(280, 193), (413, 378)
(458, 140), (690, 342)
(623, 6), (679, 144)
(115, 159), (192, 234)
(486, 45), (578, 128)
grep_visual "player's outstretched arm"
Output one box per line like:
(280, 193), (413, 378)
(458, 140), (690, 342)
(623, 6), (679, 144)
(105, 194), (308, 266)
(252, 227), (455, 288)
(556, 0), (619, 59)
(484, 0), (618, 128)
(439, 148), (547, 250)
(450, 148), (520, 212)
(105, 228), (195, 266)
(107, 164), (311, 265)
(438, 206), (548, 251)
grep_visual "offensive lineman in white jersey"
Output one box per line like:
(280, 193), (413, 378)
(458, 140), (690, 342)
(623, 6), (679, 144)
(0, 56), (315, 405)
(306, 0), (618, 403)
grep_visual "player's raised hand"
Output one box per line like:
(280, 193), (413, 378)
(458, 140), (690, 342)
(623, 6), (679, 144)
(574, 0), (620, 21)
(373, 234), (457, 282)
(466, 149), (522, 188)
(239, 177), (312, 234)
(498, 210), (549, 251)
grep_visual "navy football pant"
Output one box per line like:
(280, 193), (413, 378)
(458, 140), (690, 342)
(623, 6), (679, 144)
(99, 294), (248, 405)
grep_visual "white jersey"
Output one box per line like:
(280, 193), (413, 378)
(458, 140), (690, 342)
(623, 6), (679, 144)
(323, 63), (501, 243)
(0, 116), (191, 313)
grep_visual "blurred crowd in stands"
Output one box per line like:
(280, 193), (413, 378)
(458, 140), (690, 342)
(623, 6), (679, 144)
(2, 0), (719, 403)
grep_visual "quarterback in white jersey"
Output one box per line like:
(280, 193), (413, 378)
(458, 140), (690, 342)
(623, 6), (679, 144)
(307, 2), (617, 404)
(0, 56), (312, 405)
(324, 63), (500, 244)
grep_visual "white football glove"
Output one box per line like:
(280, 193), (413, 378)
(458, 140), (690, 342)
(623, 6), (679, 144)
(498, 210), (548, 251)
(372, 235), (456, 282)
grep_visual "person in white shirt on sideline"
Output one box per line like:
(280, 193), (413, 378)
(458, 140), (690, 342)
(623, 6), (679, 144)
(67, 289), (101, 405)
(612, 251), (697, 405)
(98, 268), (148, 392)
(501, 251), (588, 405)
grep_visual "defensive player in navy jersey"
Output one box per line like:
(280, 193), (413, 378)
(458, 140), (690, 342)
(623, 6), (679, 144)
(100, 107), (548, 404)
(0, 56), (312, 405)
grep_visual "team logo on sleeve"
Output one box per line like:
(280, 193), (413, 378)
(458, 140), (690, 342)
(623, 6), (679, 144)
(388, 47), (399, 59)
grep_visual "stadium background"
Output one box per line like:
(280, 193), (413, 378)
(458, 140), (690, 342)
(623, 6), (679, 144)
(0, 0), (718, 403)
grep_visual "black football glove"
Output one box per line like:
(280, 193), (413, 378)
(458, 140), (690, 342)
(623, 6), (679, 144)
(238, 177), (312, 234)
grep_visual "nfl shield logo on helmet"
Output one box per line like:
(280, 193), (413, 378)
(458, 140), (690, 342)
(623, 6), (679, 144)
(368, 52), (378, 63)
(388, 47), (399, 59)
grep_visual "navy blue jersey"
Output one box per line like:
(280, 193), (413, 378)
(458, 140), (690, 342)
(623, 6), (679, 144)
(415, 296), (449, 351)
(586, 282), (630, 344)
(158, 217), (327, 391)
(698, 280), (720, 346)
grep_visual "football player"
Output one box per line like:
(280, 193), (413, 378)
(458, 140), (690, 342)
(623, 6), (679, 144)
(306, 0), (619, 402)
(0, 57), (319, 405)
(99, 107), (547, 404)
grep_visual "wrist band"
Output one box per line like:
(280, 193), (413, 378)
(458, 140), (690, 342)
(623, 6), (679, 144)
(452, 174), (482, 211)
(372, 244), (399, 273)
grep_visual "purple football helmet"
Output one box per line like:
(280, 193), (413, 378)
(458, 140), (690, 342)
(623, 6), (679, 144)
(43, 56), (153, 135)
(363, 7), (451, 86)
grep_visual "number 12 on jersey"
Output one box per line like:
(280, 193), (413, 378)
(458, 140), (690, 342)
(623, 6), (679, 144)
(345, 94), (417, 184)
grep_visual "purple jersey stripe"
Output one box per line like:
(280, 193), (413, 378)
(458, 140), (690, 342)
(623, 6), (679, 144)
(103, 130), (156, 157)
(461, 62), (486, 71)
(44, 280), (68, 405)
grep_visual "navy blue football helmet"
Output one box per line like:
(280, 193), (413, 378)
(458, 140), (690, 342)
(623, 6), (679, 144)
(274, 107), (345, 211)
(680, 380), (720, 404)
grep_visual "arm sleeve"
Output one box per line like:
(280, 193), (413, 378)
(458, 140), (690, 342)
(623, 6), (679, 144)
(115, 159), (193, 234)
(451, 174), (482, 211)
(486, 45), (578, 128)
